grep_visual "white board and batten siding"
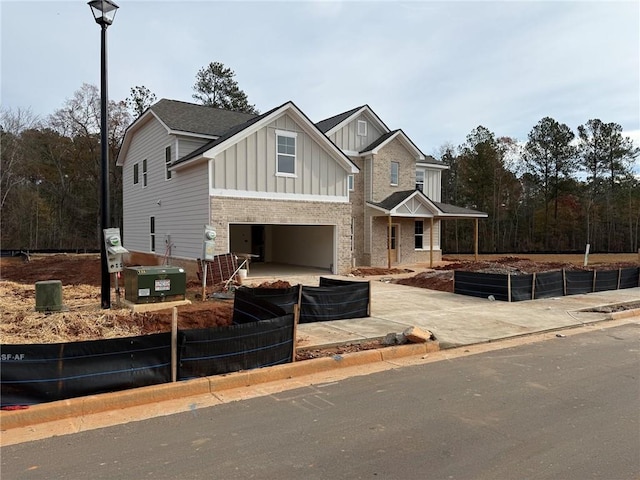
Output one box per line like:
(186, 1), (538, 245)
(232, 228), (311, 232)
(210, 113), (349, 200)
(422, 169), (442, 202)
(122, 117), (210, 260)
(328, 113), (385, 153)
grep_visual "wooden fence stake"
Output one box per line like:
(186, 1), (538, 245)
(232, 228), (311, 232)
(292, 303), (300, 363)
(531, 272), (536, 300)
(171, 307), (178, 382)
(201, 260), (208, 301)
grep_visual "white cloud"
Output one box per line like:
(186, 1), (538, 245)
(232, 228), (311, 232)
(1, 0), (637, 155)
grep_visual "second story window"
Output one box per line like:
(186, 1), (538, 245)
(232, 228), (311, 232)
(416, 169), (424, 192)
(276, 131), (296, 176)
(133, 163), (139, 185)
(142, 159), (148, 187)
(357, 120), (367, 137)
(165, 146), (172, 180)
(390, 161), (399, 186)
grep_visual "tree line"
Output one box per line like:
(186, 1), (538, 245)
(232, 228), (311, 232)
(440, 119), (639, 253)
(1, 62), (638, 254)
(1, 63), (256, 252)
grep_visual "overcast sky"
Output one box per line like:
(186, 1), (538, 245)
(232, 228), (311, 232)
(2, 0), (639, 168)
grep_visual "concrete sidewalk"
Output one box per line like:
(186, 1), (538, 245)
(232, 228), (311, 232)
(295, 279), (640, 349)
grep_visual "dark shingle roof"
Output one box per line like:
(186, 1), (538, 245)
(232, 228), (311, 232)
(360, 130), (400, 153)
(433, 201), (487, 216)
(368, 190), (488, 217)
(315, 106), (364, 133)
(368, 190), (415, 211)
(174, 103), (283, 166)
(150, 99), (257, 137)
(422, 155), (441, 165)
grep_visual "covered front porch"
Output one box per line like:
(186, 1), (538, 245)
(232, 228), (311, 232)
(366, 190), (488, 268)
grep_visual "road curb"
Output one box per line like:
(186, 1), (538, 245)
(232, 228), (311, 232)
(0, 341), (440, 431)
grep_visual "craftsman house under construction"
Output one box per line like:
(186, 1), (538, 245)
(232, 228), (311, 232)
(116, 99), (486, 275)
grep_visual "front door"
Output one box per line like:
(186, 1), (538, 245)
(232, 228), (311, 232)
(387, 224), (399, 264)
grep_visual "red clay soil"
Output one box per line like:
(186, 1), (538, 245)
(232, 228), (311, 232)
(0, 255), (300, 338)
(354, 256), (639, 293)
(1, 254), (103, 286)
(2, 254), (638, 340)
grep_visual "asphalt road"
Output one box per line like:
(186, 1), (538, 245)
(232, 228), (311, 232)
(3, 323), (639, 480)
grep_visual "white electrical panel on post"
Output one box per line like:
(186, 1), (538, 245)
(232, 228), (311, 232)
(103, 228), (128, 273)
(203, 225), (216, 261)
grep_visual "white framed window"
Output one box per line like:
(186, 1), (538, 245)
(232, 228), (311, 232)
(142, 159), (148, 187)
(416, 169), (425, 192)
(415, 220), (424, 249)
(133, 163), (139, 185)
(390, 161), (399, 186)
(276, 130), (297, 176)
(150, 216), (156, 252)
(357, 120), (367, 137)
(165, 146), (172, 180)
(348, 174), (355, 192)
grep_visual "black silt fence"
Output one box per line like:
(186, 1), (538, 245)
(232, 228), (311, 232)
(233, 285), (300, 319)
(179, 315), (294, 379)
(594, 270), (619, 292)
(453, 271), (509, 301)
(509, 274), (533, 301)
(620, 267), (640, 289)
(299, 278), (370, 323)
(1, 333), (171, 407)
(533, 271), (564, 299)
(565, 270), (594, 295)
(453, 266), (639, 303)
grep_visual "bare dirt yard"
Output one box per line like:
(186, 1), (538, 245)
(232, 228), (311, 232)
(1, 253), (638, 346)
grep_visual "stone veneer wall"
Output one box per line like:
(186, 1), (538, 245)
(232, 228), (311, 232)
(349, 157), (366, 267)
(370, 139), (416, 203)
(209, 196), (353, 275)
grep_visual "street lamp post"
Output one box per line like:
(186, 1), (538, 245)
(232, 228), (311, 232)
(88, 0), (119, 309)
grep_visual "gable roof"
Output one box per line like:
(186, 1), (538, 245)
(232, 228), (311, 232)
(368, 189), (488, 218)
(315, 106), (364, 133)
(316, 105), (390, 137)
(360, 129), (428, 162)
(117, 99), (258, 166)
(149, 99), (257, 137)
(173, 101), (359, 174)
(174, 103), (283, 166)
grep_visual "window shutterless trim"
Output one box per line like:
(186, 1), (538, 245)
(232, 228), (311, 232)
(275, 130), (297, 176)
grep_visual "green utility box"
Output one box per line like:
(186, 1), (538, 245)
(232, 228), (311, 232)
(123, 266), (186, 304)
(35, 280), (66, 312)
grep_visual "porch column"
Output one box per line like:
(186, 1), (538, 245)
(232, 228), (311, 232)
(387, 214), (392, 269)
(474, 218), (479, 261)
(429, 217), (434, 268)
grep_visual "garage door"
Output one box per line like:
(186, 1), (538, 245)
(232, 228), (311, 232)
(229, 224), (335, 271)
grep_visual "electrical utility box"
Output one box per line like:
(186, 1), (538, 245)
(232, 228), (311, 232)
(123, 266), (186, 304)
(103, 227), (128, 273)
